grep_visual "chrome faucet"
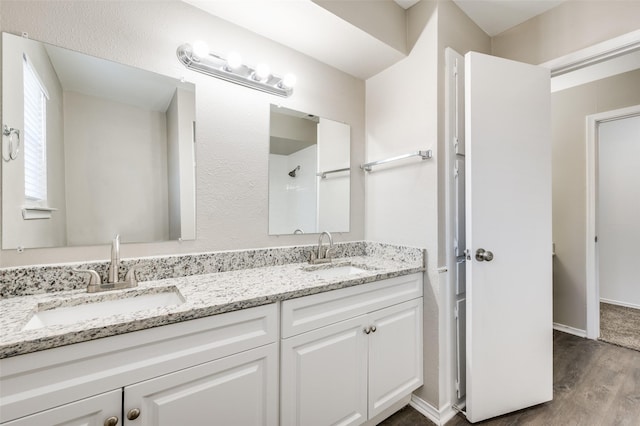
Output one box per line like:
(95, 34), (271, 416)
(309, 231), (334, 264)
(108, 234), (120, 283)
(73, 234), (139, 293)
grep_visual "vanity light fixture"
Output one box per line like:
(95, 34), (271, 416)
(177, 42), (296, 97)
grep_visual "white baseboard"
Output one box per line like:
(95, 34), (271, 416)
(553, 322), (587, 338)
(600, 298), (640, 310)
(410, 395), (459, 426)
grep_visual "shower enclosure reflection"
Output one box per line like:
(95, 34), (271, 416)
(268, 105), (350, 235)
(1, 32), (196, 249)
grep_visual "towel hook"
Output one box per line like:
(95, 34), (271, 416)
(3, 125), (21, 161)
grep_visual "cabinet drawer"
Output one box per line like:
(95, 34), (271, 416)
(281, 273), (422, 338)
(1, 389), (121, 426)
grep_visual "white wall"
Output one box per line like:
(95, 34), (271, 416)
(0, 0), (365, 266)
(63, 91), (169, 246)
(366, 0), (440, 407)
(166, 87), (196, 241)
(317, 117), (350, 231)
(167, 89), (182, 240)
(598, 115), (640, 308)
(2, 33), (67, 250)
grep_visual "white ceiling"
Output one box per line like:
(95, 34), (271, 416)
(452, 0), (566, 36)
(182, 0), (405, 80)
(393, 0), (420, 9)
(394, 0), (566, 36)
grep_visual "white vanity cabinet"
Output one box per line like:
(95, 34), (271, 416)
(280, 274), (423, 426)
(0, 304), (278, 426)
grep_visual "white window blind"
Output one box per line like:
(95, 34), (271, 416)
(23, 54), (48, 202)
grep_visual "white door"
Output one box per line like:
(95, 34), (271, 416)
(368, 298), (423, 418)
(465, 52), (553, 423)
(124, 344), (278, 426)
(598, 114), (640, 308)
(280, 315), (368, 426)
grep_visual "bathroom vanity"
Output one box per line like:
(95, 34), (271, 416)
(0, 243), (424, 425)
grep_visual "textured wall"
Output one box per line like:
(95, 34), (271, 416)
(0, 0), (365, 267)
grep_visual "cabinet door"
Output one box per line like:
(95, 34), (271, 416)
(123, 344), (277, 426)
(2, 389), (121, 426)
(368, 298), (423, 418)
(281, 315), (368, 426)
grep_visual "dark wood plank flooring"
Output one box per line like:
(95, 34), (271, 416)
(379, 331), (640, 425)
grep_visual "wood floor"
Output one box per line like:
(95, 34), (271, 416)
(379, 331), (640, 425)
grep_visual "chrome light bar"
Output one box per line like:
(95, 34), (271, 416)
(176, 43), (293, 98)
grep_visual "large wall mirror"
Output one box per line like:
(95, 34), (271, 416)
(1, 32), (196, 249)
(269, 105), (350, 235)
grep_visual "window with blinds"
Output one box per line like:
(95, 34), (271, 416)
(23, 54), (48, 203)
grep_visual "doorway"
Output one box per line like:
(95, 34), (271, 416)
(586, 105), (640, 345)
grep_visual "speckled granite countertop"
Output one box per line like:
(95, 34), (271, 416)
(0, 255), (423, 359)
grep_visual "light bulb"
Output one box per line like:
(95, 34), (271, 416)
(192, 40), (209, 58)
(254, 63), (270, 81)
(281, 73), (297, 89)
(226, 52), (242, 70)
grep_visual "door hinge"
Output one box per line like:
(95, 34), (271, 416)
(454, 306), (459, 320)
(454, 161), (459, 178)
(453, 59), (458, 77)
(455, 379), (460, 393)
(595, 236), (598, 243)
(464, 249), (470, 260)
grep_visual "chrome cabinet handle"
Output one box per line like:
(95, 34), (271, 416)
(364, 325), (377, 334)
(104, 417), (118, 426)
(475, 248), (494, 262)
(127, 408), (141, 420)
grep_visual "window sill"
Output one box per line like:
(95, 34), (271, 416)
(22, 206), (57, 220)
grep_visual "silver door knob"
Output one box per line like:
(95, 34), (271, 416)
(475, 248), (494, 262)
(364, 327), (371, 334)
(127, 408), (141, 420)
(104, 417), (119, 426)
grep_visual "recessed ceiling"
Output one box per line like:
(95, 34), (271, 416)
(453, 0), (566, 36)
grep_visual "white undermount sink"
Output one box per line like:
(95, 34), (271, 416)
(303, 263), (373, 279)
(22, 287), (185, 331)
